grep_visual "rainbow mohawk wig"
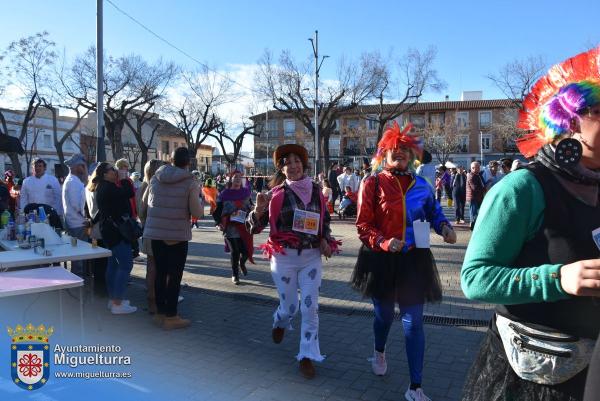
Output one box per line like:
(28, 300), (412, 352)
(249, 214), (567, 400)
(371, 121), (423, 171)
(517, 46), (600, 157)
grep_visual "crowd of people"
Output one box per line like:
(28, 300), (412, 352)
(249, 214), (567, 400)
(1, 46), (599, 401)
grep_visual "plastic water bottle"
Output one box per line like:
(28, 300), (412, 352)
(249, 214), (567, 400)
(38, 206), (47, 224)
(0, 210), (9, 228)
(24, 215), (32, 240)
(8, 218), (15, 240)
(16, 213), (25, 240)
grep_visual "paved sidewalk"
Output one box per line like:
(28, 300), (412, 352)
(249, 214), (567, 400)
(0, 214), (488, 401)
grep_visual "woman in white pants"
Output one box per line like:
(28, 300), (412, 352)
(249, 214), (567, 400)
(247, 144), (339, 379)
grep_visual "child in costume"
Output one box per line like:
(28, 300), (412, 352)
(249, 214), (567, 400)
(212, 171), (254, 284)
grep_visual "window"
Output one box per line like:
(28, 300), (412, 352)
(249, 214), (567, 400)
(346, 119), (359, 130)
(479, 111), (492, 129)
(43, 134), (52, 149)
(333, 119), (340, 133)
(456, 112), (469, 128)
(161, 140), (169, 155)
(458, 135), (469, 153)
(267, 120), (278, 136)
(481, 134), (492, 153)
(366, 115), (378, 131)
(365, 137), (377, 154)
(284, 119), (295, 136)
(329, 138), (340, 157)
(429, 112), (445, 127)
(409, 114), (425, 129)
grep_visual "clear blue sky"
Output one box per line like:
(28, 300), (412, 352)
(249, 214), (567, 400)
(3, 0), (600, 101)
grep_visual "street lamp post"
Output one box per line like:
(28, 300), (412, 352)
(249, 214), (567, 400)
(265, 109), (269, 173)
(309, 30), (328, 176)
(96, 0), (106, 162)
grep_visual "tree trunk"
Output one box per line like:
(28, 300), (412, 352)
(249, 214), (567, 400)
(7, 152), (23, 178)
(107, 121), (124, 160)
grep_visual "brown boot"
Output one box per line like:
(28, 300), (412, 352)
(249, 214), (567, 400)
(163, 315), (191, 330)
(272, 327), (285, 344)
(299, 358), (315, 379)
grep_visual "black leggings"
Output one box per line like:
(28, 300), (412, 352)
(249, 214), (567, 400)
(227, 237), (248, 278)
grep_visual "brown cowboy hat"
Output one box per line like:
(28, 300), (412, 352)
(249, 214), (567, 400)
(272, 144), (308, 167)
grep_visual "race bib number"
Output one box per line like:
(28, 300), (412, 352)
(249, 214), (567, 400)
(230, 210), (247, 224)
(292, 209), (320, 236)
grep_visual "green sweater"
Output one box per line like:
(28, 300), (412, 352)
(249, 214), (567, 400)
(461, 169), (570, 305)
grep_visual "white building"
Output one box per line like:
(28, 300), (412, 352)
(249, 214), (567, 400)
(0, 107), (82, 177)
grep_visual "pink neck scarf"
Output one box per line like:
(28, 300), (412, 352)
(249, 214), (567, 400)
(285, 176), (313, 206)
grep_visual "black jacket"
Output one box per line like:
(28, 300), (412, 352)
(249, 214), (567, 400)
(96, 179), (134, 248)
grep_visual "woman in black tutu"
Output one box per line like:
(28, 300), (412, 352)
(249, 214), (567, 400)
(351, 122), (456, 401)
(461, 47), (600, 401)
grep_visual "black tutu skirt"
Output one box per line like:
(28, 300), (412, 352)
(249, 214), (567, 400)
(462, 326), (588, 401)
(350, 245), (442, 305)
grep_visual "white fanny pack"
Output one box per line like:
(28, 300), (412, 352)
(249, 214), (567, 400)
(496, 314), (594, 385)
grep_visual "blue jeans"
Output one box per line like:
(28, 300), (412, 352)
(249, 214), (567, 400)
(339, 198), (352, 211)
(105, 241), (133, 300)
(372, 298), (425, 385)
(469, 201), (481, 229)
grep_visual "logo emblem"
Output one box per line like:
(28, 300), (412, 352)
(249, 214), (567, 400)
(8, 324), (53, 391)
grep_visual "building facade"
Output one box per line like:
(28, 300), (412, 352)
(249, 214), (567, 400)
(251, 98), (519, 173)
(0, 107), (83, 177)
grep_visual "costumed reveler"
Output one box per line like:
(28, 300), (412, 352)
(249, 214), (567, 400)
(351, 122), (456, 401)
(203, 176), (218, 214)
(461, 46), (600, 401)
(246, 144), (340, 379)
(213, 171), (254, 285)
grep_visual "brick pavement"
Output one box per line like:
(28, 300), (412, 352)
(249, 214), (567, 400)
(0, 211), (489, 401)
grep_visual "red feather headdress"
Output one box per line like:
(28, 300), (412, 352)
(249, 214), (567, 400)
(516, 47), (600, 157)
(371, 121), (423, 170)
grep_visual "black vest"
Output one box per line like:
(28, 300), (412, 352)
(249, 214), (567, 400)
(496, 163), (600, 339)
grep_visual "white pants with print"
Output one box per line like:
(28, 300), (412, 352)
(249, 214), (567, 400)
(271, 248), (324, 362)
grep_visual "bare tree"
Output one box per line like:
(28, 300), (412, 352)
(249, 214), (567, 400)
(486, 56), (545, 150)
(256, 49), (382, 173)
(68, 47), (175, 159)
(420, 115), (467, 165)
(123, 142), (142, 172)
(0, 32), (56, 176)
(360, 47), (446, 142)
(491, 108), (522, 155)
(205, 122), (256, 172)
(486, 56), (546, 109)
(171, 66), (233, 154)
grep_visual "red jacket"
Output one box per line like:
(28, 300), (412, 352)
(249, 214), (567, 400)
(357, 171), (413, 251)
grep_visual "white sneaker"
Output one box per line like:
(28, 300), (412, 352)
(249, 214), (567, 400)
(107, 299), (130, 310)
(371, 349), (387, 376)
(405, 387), (431, 401)
(111, 303), (137, 315)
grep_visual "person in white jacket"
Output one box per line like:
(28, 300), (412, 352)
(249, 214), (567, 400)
(20, 158), (63, 216)
(62, 154), (89, 276)
(336, 166), (359, 193)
